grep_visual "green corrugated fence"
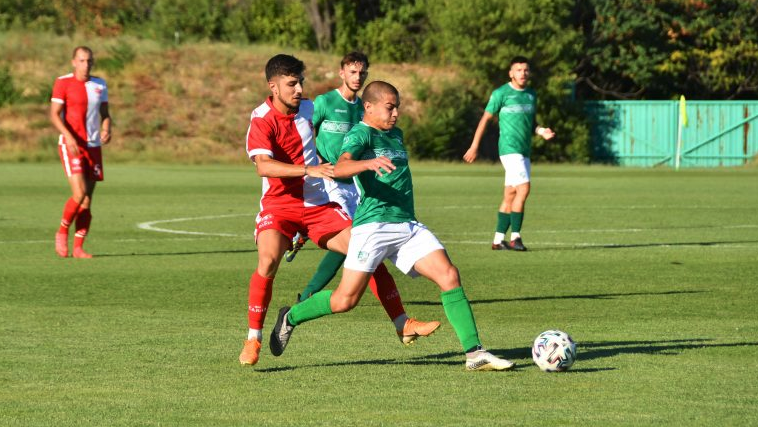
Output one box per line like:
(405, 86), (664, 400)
(587, 100), (758, 167)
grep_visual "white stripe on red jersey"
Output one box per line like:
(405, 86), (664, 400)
(51, 73), (108, 147)
(246, 97), (329, 210)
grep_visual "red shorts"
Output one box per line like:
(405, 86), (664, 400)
(255, 202), (351, 248)
(59, 140), (104, 181)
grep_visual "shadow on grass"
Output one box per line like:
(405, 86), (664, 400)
(577, 338), (758, 361)
(255, 338), (758, 373)
(95, 248), (256, 257)
(406, 290), (706, 307)
(535, 239), (758, 251)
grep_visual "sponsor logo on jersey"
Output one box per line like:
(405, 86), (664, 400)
(321, 120), (353, 133)
(334, 108), (348, 113)
(365, 149), (407, 160)
(500, 104), (534, 114)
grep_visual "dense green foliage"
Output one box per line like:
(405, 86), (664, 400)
(577, 0), (758, 100)
(2, 0), (756, 161)
(0, 65), (20, 106)
(2, 162), (758, 426)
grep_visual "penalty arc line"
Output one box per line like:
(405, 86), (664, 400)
(136, 213), (251, 237)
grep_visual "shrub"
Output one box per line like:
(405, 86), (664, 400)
(0, 66), (21, 106)
(97, 40), (136, 74)
(402, 76), (484, 160)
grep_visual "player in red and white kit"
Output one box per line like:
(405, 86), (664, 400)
(239, 54), (439, 366)
(50, 46), (111, 258)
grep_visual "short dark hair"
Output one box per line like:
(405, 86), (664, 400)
(510, 56), (529, 67)
(72, 45), (93, 59)
(265, 54), (305, 81)
(362, 80), (398, 104)
(341, 51), (369, 69)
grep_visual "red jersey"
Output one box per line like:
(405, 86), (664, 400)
(51, 73), (108, 147)
(246, 97), (330, 210)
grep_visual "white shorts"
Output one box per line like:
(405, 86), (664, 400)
(499, 153), (531, 187)
(324, 179), (359, 218)
(344, 221), (445, 277)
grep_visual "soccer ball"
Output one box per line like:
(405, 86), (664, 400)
(532, 330), (577, 372)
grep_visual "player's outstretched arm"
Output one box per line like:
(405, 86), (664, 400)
(254, 154), (333, 180)
(306, 163), (335, 180)
(334, 152), (396, 179)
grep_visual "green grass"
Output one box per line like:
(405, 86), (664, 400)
(1, 162), (757, 426)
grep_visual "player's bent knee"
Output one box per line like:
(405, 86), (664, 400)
(436, 264), (461, 292)
(330, 294), (359, 313)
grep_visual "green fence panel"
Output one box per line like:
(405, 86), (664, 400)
(587, 101), (758, 167)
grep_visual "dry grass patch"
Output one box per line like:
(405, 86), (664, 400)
(0, 31), (465, 164)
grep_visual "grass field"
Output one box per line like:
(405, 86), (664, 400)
(2, 162), (757, 426)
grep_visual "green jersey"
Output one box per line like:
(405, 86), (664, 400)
(313, 89), (364, 184)
(340, 122), (415, 227)
(484, 83), (537, 157)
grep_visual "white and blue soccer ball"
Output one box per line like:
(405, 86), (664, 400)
(532, 330), (577, 372)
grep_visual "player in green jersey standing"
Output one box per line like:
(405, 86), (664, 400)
(269, 81), (515, 371)
(463, 56), (555, 251)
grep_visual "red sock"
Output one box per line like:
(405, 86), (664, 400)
(59, 198), (80, 233)
(368, 263), (405, 321)
(73, 208), (92, 250)
(247, 272), (274, 329)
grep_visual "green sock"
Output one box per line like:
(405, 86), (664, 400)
(299, 251), (346, 302)
(510, 211), (524, 233)
(287, 290), (333, 326)
(496, 211), (511, 234)
(440, 287), (481, 352)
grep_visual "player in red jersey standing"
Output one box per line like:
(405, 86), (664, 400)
(239, 54), (439, 366)
(50, 46), (111, 258)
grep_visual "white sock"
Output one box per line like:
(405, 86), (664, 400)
(247, 328), (262, 341)
(392, 314), (409, 331)
(494, 232), (505, 244)
(510, 232), (521, 241)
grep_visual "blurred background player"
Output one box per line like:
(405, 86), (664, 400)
(240, 54), (438, 367)
(284, 52), (367, 265)
(51, 46), (112, 258)
(463, 56), (554, 251)
(291, 52), (374, 299)
(270, 81), (514, 371)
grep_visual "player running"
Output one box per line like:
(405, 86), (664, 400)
(51, 46), (112, 258)
(269, 81), (515, 371)
(239, 55), (438, 367)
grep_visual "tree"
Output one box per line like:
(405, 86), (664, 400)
(424, 0), (588, 161)
(303, 0), (333, 51)
(576, 0), (758, 100)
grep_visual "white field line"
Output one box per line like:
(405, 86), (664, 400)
(135, 214), (250, 237)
